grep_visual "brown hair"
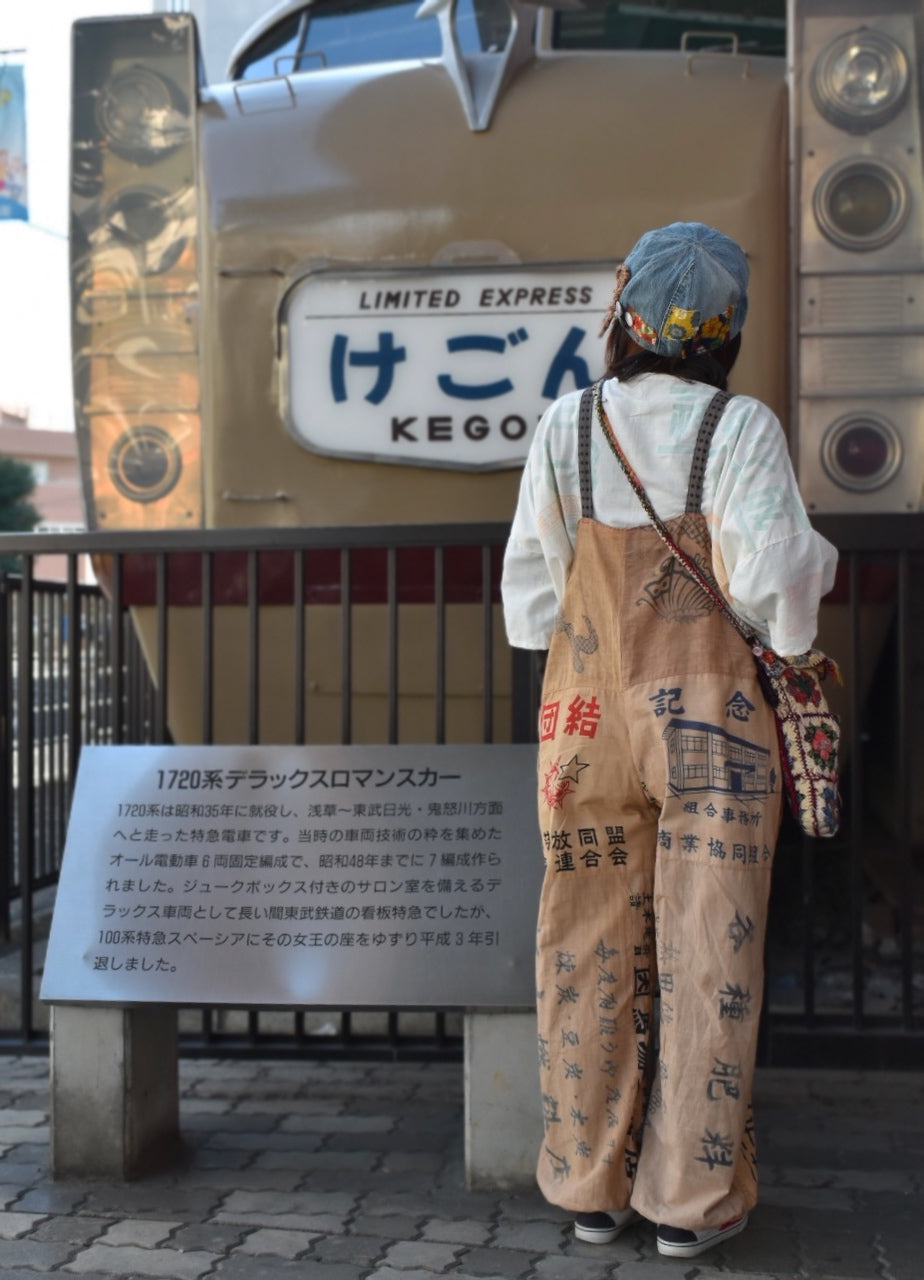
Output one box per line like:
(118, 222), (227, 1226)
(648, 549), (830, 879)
(603, 324), (741, 392)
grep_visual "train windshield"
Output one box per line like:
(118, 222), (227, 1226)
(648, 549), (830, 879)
(231, 0), (513, 79)
(230, 0), (785, 80)
(552, 1), (786, 57)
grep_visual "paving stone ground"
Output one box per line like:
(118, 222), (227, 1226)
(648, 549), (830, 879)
(0, 1055), (921, 1279)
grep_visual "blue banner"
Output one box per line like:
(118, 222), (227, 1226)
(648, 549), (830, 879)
(0, 64), (28, 221)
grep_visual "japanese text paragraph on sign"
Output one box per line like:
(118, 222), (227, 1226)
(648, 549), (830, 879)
(41, 743), (540, 1008)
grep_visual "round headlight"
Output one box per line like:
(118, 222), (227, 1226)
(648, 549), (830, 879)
(821, 413), (902, 492)
(811, 27), (909, 133)
(108, 425), (183, 503)
(102, 186), (190, 276)
(813, 159), (909, 251)
(96, 66), (188, 164)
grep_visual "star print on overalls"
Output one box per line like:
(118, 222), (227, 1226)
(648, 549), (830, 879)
(541, 755), (590, 809)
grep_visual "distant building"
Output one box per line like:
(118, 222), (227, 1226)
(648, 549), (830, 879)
(0, 407), (92, 582)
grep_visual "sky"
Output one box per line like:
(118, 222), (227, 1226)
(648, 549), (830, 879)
(0, 0), (269, 432)
(0, 1), (153, 431)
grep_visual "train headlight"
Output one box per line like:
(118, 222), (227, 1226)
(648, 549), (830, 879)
(811, 27), (909, 133)
(108, 425), (184, 503)
(813, 158), (909, 251)
(102, 186), (189, 275)
(96, 65), (188, 163)
(821, 412), (903, 492)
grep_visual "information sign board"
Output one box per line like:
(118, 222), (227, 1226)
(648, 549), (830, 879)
(41, 743), (540, 1008)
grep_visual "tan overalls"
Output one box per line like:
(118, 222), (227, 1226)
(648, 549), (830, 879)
(535, 389), (783, 1230)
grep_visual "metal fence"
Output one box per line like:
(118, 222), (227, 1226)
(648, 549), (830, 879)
(0, 517), (921, 1066)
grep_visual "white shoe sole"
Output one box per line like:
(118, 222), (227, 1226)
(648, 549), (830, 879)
(656, 1214), (747, 1258)
(574, 1210), (637, 1244)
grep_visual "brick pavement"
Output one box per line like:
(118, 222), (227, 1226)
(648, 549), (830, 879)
(0, 1055), (921, 1279)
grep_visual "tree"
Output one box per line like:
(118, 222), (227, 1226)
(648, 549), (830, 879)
(0, 456), (41, 573)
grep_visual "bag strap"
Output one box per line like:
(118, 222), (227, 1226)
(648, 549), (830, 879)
(592, 380), (766, 654)
(578, 385), (595, 519)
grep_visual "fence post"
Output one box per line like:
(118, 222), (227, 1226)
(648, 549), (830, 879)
(0, 574), (9, 941)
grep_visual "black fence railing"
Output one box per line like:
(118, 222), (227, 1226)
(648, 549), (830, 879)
(0, 517), (921, 1067)
(1, 574), (155, 900)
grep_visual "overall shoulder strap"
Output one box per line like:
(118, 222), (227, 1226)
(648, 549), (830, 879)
(578, 385), (595, 519)
(594, 382), (759, 647)
(685, 390), (731, 513)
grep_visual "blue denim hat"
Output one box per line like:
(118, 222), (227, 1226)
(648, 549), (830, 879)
(612, 222), (749, 358)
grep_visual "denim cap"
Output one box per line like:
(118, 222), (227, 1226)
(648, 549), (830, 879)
(616, 222), (749, 358)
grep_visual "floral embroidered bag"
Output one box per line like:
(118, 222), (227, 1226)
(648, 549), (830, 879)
(748, 646), (841, 837)
(589, 382), (842, 839)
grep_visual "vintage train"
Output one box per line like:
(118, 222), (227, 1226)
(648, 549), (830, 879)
(68, 0), (921, 742)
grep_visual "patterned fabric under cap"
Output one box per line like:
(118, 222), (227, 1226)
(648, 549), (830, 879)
(623, 303), (735, 355)
(617, 222), (749, 359)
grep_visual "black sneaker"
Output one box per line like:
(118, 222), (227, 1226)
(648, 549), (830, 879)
(656, 1213), (748, 1258)
(574, 1208), (637, 1244)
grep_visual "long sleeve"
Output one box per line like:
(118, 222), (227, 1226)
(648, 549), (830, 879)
(706, 397), (838, 655)
(501, 396), (582, 649)
(499, 389), (586, 650)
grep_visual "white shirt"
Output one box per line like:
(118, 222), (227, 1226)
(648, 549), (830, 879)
(502, 373), (838, 657)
